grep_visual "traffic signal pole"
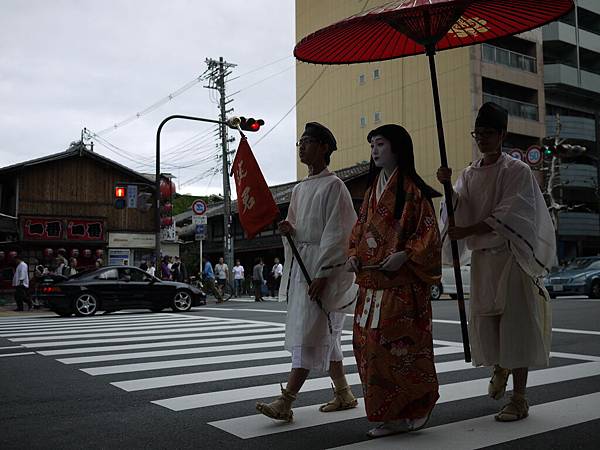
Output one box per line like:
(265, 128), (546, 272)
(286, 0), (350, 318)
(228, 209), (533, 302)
(155, 115), (228, 265)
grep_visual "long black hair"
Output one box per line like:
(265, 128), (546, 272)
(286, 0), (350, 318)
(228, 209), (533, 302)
(366, 124), (442, 219)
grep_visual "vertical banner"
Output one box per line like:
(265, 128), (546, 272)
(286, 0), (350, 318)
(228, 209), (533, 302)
(231, 136), (279, 239)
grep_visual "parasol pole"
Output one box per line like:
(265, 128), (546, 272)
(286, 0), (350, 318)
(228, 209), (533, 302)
(426, 44), (471, 362)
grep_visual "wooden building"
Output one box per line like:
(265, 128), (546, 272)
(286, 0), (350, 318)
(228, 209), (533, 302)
(0, 143), (158, 271)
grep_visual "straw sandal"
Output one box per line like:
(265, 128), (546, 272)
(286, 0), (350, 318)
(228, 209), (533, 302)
(256, 384), (296, 422)
(319, 384), (358, 412)
(488, 365), (511, 400)
(495, 393), (529, 422)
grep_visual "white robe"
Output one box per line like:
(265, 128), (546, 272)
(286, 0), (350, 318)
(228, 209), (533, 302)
(280, 168), (358, 371)
(441, 153), (555, 368)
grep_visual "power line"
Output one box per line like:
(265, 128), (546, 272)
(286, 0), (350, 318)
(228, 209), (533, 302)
(94, 68), (210, 136)
(227, 55), (292, 82)
(226, 64), (294, 99)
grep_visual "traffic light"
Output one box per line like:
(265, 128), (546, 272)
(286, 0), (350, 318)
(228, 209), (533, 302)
(115, 186), (126, 209)
(543, 145), (554, 160)
(239, 117), (265, 132)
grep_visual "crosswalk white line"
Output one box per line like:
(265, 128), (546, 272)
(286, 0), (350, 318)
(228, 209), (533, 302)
(0, 346), (23, 350)
(37, 332), (289, 356)
(9, 322), (263, 342)
(0, 319), (239, 337)
(152, 347), (465, 411)
(0, 317), (227, 335)
(82, 344), (357, 376)
(17, 326), (285, 348)
(0, 352), (37, 357)
(0, 313), (184, 328)
(330, 392), (600, 450)
(112, 358), (471, 393)
(56, 335), (356, 364)
(208, 362), (600, 439)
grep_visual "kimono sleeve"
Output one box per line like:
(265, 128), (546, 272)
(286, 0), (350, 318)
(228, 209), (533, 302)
(347, 188), (371, 259)
(483, 163), (556, 277)
(404, 193), (442, 283)
(279, 187), (298, 301)
(315, 179), (358, 278)
(440, 168), (471, 265)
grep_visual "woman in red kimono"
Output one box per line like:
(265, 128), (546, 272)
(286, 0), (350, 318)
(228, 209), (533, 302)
(346, 124), (442, 438)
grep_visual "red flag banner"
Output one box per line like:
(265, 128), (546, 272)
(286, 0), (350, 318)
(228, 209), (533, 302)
(231, 136), (279, 239)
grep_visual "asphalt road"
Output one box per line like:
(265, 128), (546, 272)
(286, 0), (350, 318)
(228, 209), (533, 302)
(0, 296), (599, 449)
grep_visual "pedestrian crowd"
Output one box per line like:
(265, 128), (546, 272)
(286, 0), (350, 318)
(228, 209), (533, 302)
(254, 109), (555, 438)
(3, 104), (557, 439)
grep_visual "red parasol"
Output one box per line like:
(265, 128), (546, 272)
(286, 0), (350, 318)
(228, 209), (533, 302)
(294, 0), (574, 362)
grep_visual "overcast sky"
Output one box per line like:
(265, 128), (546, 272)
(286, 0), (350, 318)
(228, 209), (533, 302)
(0, 0), (297, 197)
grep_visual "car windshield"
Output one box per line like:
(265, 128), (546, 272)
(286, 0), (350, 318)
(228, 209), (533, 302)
(565, 258), (600, 270)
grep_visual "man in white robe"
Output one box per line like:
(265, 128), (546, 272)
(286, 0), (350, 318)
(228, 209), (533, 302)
(437, 102), (555, 422)
(256, 122), (358, 422)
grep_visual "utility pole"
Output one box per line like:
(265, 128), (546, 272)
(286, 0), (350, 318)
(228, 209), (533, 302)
(205, 57), (236, 280)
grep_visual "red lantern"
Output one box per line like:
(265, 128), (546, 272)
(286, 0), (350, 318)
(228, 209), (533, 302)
(161, 202), (173, 214)
(160, 179), (176, 200)
(95, 249), (104, 258)
(83, 249), (92, 258)
(161, 217), (173, 227)
(70, 248), (79, 258)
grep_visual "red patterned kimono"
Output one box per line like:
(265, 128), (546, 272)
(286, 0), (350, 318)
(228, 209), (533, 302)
(349, 172), (441, 422)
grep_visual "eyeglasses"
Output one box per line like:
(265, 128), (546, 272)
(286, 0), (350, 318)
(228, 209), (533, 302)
(470, 129), (498, 139)
(296, 138), (319, 147)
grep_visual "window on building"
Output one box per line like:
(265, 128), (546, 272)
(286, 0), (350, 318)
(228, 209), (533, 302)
(374, 112), (381, 123)
(373, 68), (380, 80)
(360, 116), (367, 128)
(359, 74), (366, 85)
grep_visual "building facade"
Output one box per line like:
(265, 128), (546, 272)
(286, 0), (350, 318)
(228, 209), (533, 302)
(295, 0), (547, 195)
(0, 144), (159, 272)
(542, 0), (600, 258)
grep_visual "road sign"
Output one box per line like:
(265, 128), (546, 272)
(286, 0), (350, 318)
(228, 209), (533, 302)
(509, 149), (523, 161)
(192, 199), (208, 215)
(127, 185), (138, 208)
(526, 145), (542, 166)
(192, 215), (207, 225)
(195, 224), (206, 241)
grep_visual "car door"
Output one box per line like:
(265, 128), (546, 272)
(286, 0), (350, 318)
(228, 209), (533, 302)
(90, 268), (121, 309)
(118, 268), (151, 308)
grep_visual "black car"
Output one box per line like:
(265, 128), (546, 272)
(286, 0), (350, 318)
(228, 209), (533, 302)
(37, 266), (206, 317)
(544, 257), (600, 298)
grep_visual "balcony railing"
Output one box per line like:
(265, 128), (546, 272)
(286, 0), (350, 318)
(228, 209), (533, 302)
(482, 44), (537, 73)
(483, 93), (539, 121)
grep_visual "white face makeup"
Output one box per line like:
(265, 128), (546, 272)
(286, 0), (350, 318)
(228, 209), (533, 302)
(370, 135), (396, 172)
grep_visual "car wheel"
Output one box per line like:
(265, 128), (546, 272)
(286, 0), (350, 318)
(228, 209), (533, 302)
(172, 290), (192, 312)
(150, 307), (164, 313)
(73, 293), (98, 317)
(430, 284), (442, 300)
(589, 281), (600, 299)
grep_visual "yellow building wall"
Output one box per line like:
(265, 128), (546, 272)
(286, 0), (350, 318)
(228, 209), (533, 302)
(295, 0), (476, 191)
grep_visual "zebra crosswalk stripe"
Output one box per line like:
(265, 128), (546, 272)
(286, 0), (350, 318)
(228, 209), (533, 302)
(17, 326), (285, 348)
(208, 362), (600, 439)
(329, 392), (600, 450)
(10, 322), (267, 342)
